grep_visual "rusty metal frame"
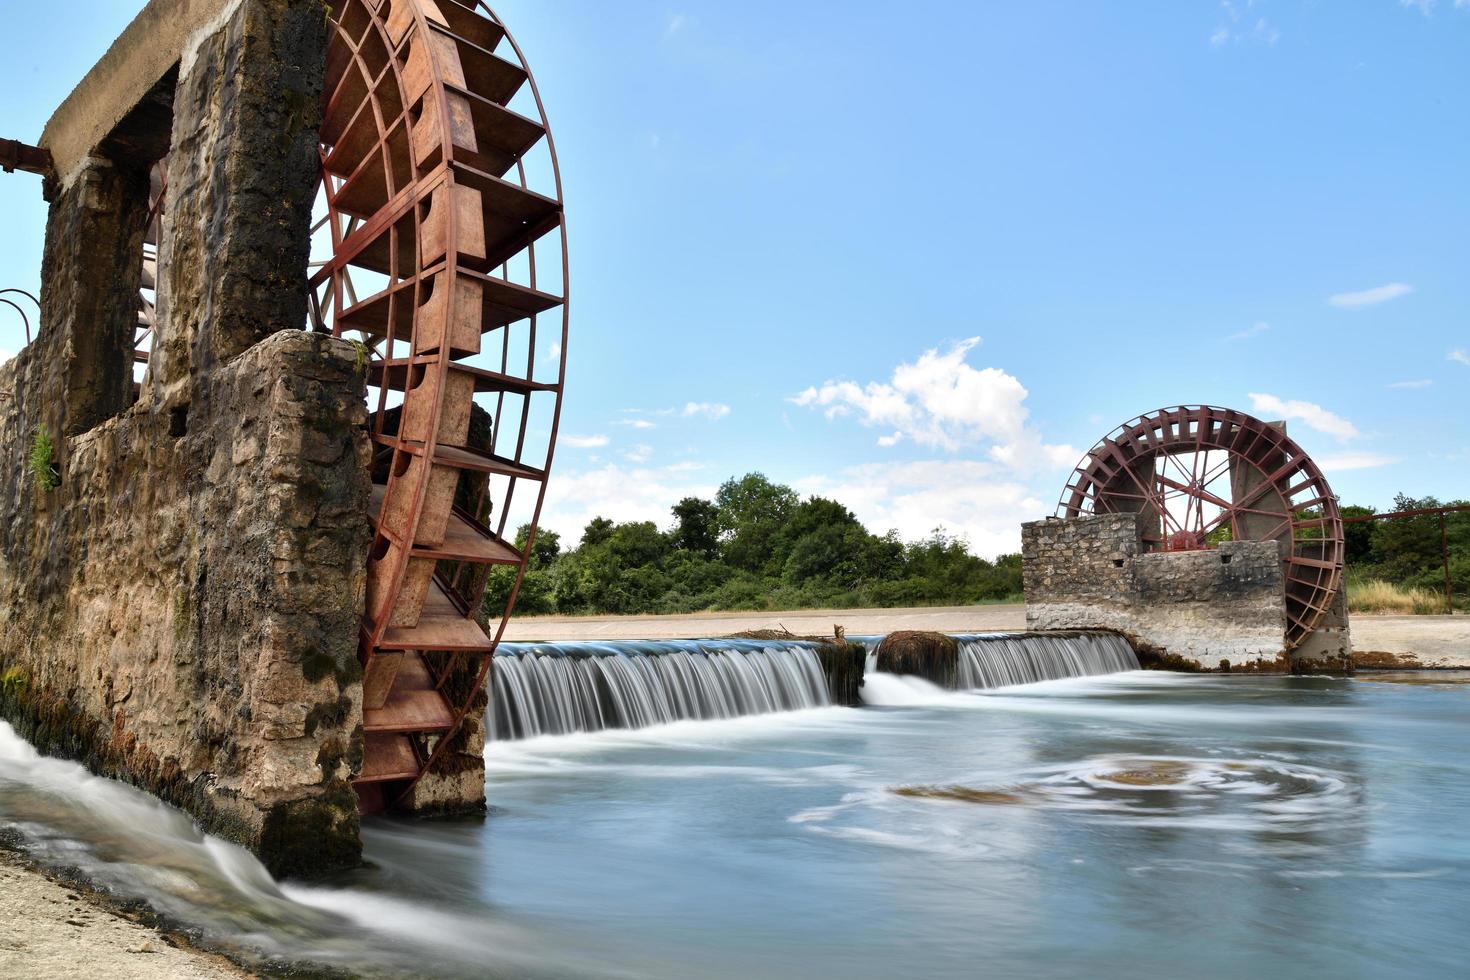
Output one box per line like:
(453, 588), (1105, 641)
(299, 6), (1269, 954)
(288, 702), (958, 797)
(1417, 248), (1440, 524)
(0, 138), (51, 176)
(0, 289), (39, 346)
(1058, 406), (1344, 651)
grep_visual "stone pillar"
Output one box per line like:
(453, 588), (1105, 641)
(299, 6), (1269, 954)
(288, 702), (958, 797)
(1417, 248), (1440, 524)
(1229, 420), (1293, 553)
(1290, 588), (1352, 674)
(147, 0), (327, 410)
(36, 157), (150, 438)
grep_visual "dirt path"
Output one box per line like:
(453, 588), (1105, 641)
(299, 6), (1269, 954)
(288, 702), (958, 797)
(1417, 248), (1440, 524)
(504, 606), (1469, 665)
(503, 604), (1030, 641)
(0, 850), (249, 980)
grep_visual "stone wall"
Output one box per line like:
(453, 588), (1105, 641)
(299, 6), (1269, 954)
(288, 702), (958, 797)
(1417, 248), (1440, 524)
(1022, 514), (1291, 669)
(0, 331), (370, 876)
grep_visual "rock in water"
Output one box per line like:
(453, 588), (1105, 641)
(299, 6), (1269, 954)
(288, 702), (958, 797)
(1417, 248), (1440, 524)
(874, 631), (959, 687)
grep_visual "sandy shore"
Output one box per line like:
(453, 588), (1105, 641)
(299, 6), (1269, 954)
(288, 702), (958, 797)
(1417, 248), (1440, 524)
(1350, 615), (1470, 666)
(503, 603), (1030, 641)
(504, 605), (1470, 665)
(0, 849), (248, 979)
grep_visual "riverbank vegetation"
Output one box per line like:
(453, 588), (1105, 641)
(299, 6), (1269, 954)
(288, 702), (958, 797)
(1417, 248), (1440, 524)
(485, 484), (1467, 617)
(1342, 494), (1468, 613)
(1346, 578), (1448, 615)
(487, 473), (1023, 616)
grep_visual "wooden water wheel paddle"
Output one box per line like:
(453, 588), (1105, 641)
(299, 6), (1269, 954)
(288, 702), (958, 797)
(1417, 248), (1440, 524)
(1057, 406), (1342, 652)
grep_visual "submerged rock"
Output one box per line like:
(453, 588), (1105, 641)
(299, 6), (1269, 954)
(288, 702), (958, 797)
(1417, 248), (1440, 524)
(892, 785), (1033, 806)
(1094, 760), (1193, 786)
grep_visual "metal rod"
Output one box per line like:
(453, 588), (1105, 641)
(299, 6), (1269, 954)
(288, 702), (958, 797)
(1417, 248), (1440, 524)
(1443, 511), (1452, 609)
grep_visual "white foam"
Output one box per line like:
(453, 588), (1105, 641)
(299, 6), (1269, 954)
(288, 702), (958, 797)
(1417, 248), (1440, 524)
(859, 672), (960, 706)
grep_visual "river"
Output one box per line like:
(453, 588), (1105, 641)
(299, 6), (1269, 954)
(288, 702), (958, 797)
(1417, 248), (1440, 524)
(2, 669), (1467, 978)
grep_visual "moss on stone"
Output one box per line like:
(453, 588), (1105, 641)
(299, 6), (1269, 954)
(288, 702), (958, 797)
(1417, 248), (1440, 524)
(875, 631), (960, 687)
(812, 640), (866, 706)
(303, 694), (351, 738)
(255, 782), (362, 880)
(0, 666), (28, 701)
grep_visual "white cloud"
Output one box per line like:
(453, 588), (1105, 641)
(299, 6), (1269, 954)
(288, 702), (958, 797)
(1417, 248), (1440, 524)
(1386, 379), (1433, 389)
(623, 443), (653, 464)
(1328, 282), (1413, 308)
(1247, 392), (1360, 441)
(1211, 3), (1280, 45)
(537, 463), (717, 537)
(796, 460), (1043, 559)
(682, 401), (731, 421)
(1227, 321), (1271, 341)
(614, 418), (657, 430)
(1315, 452), (1401, 472)
(1450, 349), (1470, 366)
(563, 434), (610, 449)
(1394, 0), (1470, 13)
(790, 337), (1075, 469)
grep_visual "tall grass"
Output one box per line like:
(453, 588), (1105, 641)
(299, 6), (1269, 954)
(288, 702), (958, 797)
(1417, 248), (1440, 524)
(1347, 577), (1449, 615)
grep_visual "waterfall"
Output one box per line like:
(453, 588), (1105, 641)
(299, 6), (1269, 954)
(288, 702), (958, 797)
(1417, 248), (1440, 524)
(955, 631), (1139, 689)
(492, 640), (832, 740)
(493, 632), (1139, 738)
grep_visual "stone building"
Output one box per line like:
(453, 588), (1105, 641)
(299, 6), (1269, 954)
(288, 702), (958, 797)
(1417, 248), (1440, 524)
(0, 0), (496, 876)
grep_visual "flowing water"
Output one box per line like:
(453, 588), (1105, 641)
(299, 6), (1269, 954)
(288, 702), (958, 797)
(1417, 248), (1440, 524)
(492, 632), (1138, 740)
(491, 639), (832, 739)
(3, 666), (1469, 978)
(954, 631), (1139, 687)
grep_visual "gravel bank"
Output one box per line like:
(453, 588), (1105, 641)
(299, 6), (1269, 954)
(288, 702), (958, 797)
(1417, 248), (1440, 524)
(0, 849), (249, 980)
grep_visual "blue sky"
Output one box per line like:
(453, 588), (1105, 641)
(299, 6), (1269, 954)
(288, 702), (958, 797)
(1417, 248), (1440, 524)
(1, 1), (1466, 555)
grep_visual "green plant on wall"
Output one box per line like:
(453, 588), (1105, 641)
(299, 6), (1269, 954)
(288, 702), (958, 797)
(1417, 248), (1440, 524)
(29, 425), (59, 492)
(349, 338), (370, 375)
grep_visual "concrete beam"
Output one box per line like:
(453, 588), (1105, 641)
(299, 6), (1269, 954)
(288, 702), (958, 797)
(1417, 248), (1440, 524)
(38, 0), (239, 186)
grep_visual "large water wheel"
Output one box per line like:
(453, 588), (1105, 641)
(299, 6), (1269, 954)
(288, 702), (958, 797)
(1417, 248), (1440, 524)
(140, 0), (567, 809)
(1057, 406), (1342, 651)
(311, 0), (566, 808)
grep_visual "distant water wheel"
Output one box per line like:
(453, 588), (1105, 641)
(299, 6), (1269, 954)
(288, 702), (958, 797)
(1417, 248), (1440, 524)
(1057, 406), (1342, 651)
(307, 0), (567, 807)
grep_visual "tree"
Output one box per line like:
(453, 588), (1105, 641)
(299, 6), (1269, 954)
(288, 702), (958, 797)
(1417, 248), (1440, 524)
(581, 516), (615, 548)
(715, 473), (798, 574)
(483, 524), (561, 615)
(670, 496), (719, 556)
(1341, 504), (1374, 566)
(607, 520), (669, 568)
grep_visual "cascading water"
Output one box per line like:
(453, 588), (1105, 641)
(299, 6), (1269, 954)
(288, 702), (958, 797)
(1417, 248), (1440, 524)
(955, 631), (1139, 688)
(860, 630), (1139, 701)
(492, 640), (832, 739)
